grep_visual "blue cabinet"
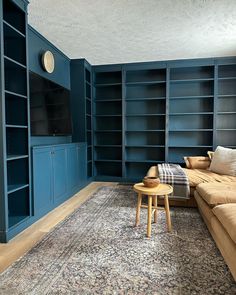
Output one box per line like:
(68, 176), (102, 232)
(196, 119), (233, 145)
(66, 145), (79, 192)
(53, 146), (67, 203)
(33, 147), (53, 216)
(78, 145), (87, 185)
(32, 143), (87, 219)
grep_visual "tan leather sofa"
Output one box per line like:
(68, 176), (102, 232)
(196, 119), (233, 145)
(147, 166), (236, 207)
(194, 183), (236, 281)
(147, 166), (236, 280)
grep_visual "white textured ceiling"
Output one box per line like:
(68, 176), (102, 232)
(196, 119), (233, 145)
(28, 0), (236, 65)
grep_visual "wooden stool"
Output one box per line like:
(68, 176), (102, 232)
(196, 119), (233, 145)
(133, 183), (173, 238)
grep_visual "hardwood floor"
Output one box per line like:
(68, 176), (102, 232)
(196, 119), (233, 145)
(0, 182), (117, 274)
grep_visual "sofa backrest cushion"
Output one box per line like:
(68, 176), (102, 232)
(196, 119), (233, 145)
(184, 156), (210, 170)
(209, 146), (236, 176)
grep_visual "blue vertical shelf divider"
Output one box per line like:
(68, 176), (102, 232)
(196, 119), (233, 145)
(213, 64), (218, 150)
(165, 67), (170, 162)
(122, 68), (126, 178)
(0, 0), (31, 242)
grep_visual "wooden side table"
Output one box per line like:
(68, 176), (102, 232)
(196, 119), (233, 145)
(133, 183), (173, 238)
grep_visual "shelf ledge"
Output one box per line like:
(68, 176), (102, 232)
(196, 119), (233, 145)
(6, 124), (28, 129)
(126, 80), (166, 86)
(7, 155), (28, 161)
(4, 55), (26, 69)
(5, 90), (27, 99)
(3, 20), (26, 38)
(8, 184), (29, 195)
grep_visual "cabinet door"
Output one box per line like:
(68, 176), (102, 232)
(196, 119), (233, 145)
(33, 147), (53, 217)
(66, 145), (79, 193)
(78, 145), (87, 186)
(52, 146), (67, 202)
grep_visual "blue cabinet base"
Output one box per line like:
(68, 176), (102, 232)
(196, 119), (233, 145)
(0, 143), (88, 243)
(32, 142), (87, 220)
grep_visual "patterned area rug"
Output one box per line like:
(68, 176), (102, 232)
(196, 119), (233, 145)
(0, 185), (235, 295)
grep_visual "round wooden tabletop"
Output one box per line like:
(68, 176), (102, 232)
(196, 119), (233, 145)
(133, 183), (173, 196)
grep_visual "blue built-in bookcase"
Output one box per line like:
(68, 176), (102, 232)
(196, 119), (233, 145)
(168, 64), (214, 163)
(70, 59), (93, 179)
(92, 58), (236, 182)
(0, 0), (31, 242)
(93, 65), (123, 180)
(0, 0), (236, 243)
(216, 63), (236, 148)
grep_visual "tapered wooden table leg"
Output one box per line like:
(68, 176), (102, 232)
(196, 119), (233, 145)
(164, 194), (172, 232)
(147, 195), (152, 238)
(153, 196), (158, 223)
(135, 193), (142, 226)
(133, 183), (173, 237)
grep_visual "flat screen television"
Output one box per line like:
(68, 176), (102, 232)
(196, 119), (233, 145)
(30, 72), (72, 136)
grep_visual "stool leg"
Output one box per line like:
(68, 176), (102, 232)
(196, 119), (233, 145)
(135, 193), (142, 226)
(147, 195), (152, 238)
(153, 196), (158, 223)
(164, 194), (172, 232)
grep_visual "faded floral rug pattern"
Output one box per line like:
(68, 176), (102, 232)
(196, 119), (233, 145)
(0, 185), (235, 295)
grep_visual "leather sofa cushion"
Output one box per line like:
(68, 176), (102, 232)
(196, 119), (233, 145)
(213, 204), (236, 244)
(183, 168), (236, 187)
(184, 156), (210, 170)
(196, 183), (236, 205)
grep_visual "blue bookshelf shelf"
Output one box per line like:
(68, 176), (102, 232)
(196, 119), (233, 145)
(126, 80), (166, 86)
(8, 184), (29, 195)
(6, 124), (28, 128)
(169, 129), (213, 132)
(170, 78), (214, 83)
(126, 114), (165, 117)
(8, 215), (29, 229)
(95, 82), (122, 87)
(4, 55), (26, 69)
(218, 77), (236, 80)
(170, 95), (214, 100)
(5, 90), (27, 99)
(7, 155), (28, 161)
(126, 129), (165, 132)
(3, 19), (26, 37)
(126, 97), (166, 101)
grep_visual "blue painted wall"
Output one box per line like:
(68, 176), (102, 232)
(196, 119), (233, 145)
(28, 25), (70, 89)
(28, 25), (72, 146)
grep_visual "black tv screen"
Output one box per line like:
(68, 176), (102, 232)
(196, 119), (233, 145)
(30, 72), (72, 136)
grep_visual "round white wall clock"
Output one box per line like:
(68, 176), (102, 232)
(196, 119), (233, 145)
(41, 50), (55, 73)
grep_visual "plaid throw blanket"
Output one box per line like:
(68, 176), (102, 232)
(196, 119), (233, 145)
(158, 163), (190, 199)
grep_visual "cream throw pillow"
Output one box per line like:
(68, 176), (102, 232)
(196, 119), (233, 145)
(209, 146), (236, 176)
